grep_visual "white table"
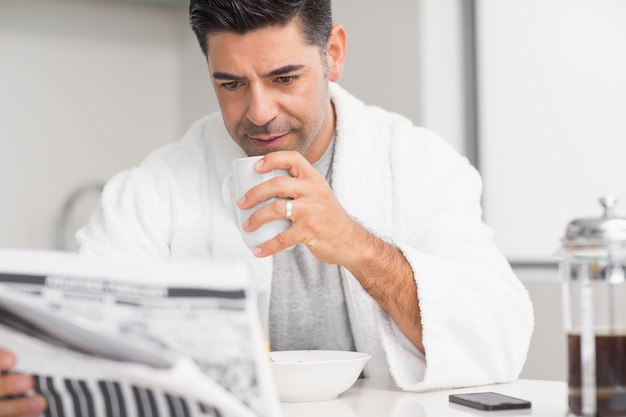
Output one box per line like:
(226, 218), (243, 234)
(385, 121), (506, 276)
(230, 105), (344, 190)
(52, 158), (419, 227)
(281, 377), (569, 417)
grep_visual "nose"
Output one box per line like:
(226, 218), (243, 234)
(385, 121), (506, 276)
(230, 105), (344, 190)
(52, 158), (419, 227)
(246, 84), (278, 126)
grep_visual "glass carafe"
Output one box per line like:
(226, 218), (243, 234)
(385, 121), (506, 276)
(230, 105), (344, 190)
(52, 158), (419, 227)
(560, 196), (626, 417)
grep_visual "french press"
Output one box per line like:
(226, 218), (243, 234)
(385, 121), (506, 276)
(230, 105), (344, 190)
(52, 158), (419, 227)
(560, 196), (626, 417)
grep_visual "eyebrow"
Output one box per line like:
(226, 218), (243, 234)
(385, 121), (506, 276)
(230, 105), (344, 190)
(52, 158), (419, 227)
(212, 64), (305, 81)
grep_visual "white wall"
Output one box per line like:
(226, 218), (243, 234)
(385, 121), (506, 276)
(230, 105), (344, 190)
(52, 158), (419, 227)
(333, 0), (466, 154)
(515, 267), (565, 381)
(417, 0), (466, 155)
(0, 0), (190, 249)
(176, 6), (219, 130)
(332, 1), (422, 127)
(476, 0), (626, 263)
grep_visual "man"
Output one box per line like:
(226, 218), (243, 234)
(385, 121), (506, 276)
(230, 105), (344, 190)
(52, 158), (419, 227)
(0, 0), (533, 415)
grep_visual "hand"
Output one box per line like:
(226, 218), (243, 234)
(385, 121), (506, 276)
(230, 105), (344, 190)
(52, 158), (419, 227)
(0, 350), (47, 417)
(237, 150), (369, 266)
(238, 151), (425, 350)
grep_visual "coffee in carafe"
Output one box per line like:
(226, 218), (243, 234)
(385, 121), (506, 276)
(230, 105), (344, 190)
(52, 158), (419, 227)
(560, 196), (626, 417)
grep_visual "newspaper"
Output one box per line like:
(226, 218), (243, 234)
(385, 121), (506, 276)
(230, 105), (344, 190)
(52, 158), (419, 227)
(0, 250), (282, 417)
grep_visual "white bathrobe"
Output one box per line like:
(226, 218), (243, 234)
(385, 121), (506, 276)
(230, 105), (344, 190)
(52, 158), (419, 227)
(77, 83), (534, 392)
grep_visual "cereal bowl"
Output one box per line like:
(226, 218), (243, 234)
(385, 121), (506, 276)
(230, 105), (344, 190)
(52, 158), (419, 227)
(269, 350), (371, 402)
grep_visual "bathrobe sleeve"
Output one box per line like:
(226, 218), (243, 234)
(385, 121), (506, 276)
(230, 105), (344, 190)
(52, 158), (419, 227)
(387, 134), (534, 391)
(76, 116), (227, 261)
(328, 83), (534, 392)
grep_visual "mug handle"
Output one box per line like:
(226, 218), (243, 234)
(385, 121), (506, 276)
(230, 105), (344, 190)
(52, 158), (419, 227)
(221, 173), (238, 224)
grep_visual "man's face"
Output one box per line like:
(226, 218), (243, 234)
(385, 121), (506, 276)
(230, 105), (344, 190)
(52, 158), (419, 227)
(206, 20), (334, 162)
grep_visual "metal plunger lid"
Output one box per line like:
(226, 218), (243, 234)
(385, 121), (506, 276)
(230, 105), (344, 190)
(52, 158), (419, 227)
(561, 196), (626, 258)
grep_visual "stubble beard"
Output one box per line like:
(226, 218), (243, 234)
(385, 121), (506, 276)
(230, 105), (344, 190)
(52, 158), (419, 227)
(235, 118), (321, 157)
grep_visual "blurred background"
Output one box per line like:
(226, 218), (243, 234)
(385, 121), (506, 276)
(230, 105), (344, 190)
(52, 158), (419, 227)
(1, 0), (625, 382)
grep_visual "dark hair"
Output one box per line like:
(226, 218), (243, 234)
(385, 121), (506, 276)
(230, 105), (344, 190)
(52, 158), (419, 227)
(189, 0), (333, 57)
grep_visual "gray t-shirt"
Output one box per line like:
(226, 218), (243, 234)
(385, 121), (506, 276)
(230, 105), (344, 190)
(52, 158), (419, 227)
(269, 139), (356, 352)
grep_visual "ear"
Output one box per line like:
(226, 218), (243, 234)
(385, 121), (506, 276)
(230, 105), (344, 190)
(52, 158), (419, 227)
(326, 24), (347, 83)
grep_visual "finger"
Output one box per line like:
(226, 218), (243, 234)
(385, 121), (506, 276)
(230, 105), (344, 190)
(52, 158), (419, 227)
(238, 175), (296, 210)
(253, 150), (299, 171)
(0, 395), (47, 417)
(246, 200), (299, 257)
(0, 374), (33, 398)
(253, 228), (296, 258)
(0, 351), (16, 372)
(255, 150), (315, 178)
(243, 198), (295, 233)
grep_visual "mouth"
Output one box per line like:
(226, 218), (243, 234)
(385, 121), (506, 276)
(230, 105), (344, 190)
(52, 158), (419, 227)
(250, 133), (289, 149)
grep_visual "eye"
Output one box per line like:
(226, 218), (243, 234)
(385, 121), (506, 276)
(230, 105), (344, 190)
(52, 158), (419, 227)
(220, 81), (243, 90)
(275, 75), (300, 85)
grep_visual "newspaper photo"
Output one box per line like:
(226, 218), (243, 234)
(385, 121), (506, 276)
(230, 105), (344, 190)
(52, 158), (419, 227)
(0, 250), (282, 417)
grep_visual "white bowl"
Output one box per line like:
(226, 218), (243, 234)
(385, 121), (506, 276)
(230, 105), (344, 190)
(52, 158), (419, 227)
(269, 350), (371, 402)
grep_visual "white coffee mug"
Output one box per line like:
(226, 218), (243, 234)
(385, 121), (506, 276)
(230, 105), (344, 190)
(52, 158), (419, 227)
(222, 156), (292, 250)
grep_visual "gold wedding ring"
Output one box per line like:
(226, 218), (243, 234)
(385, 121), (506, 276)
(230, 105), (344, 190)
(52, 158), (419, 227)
(285, 200), (293, 221)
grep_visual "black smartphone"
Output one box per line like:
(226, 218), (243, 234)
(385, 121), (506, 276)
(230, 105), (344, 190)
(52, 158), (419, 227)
(449, 392), (531, 411)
